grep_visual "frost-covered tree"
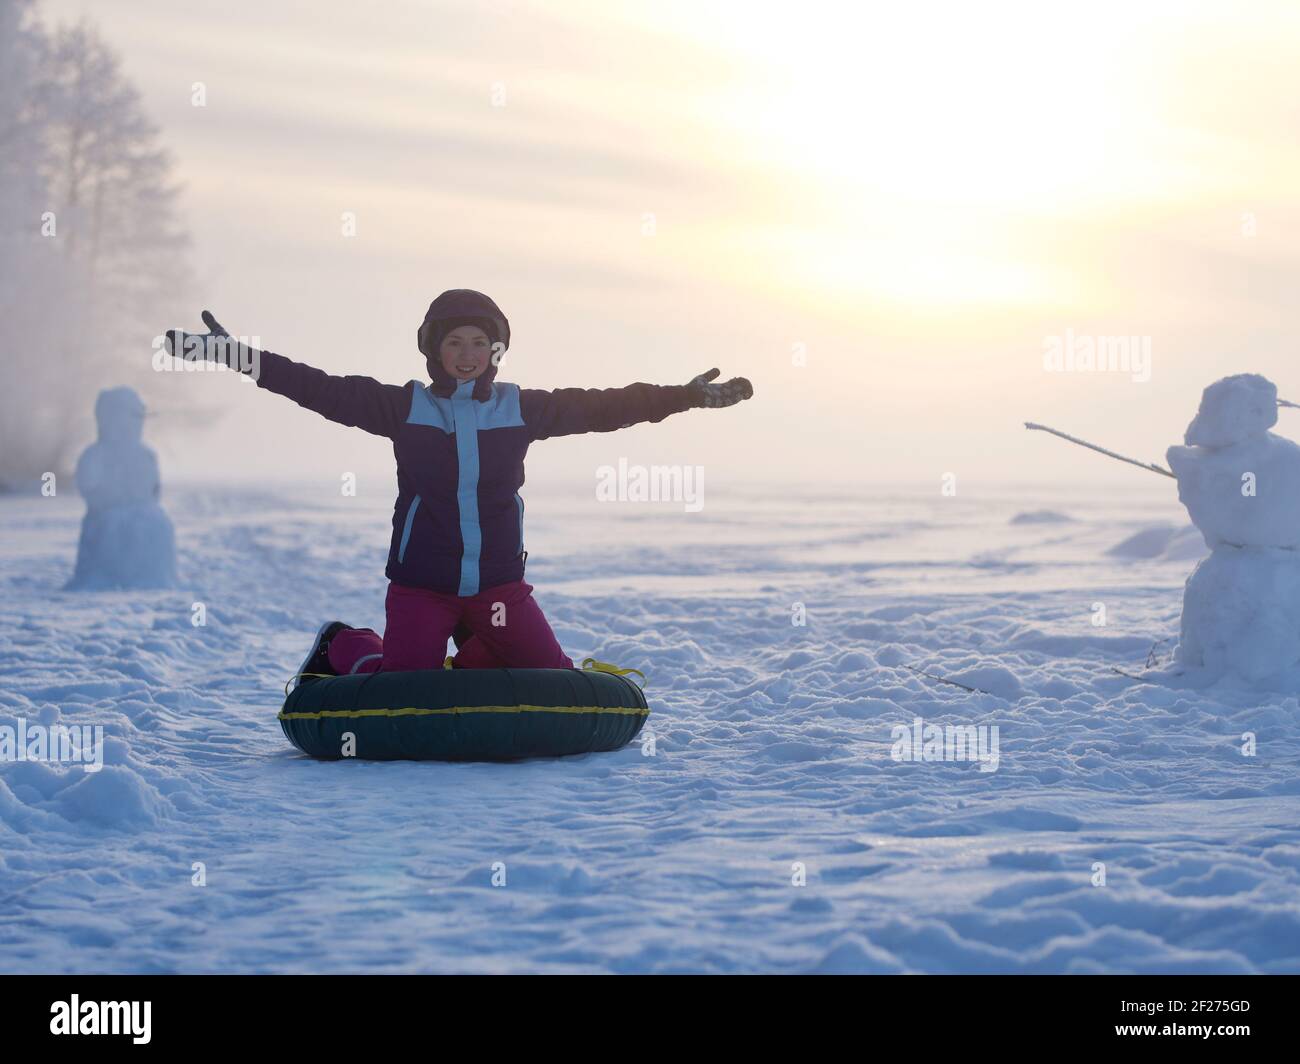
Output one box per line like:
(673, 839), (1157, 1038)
(0, 0), (67, 489)
(0, 1), (190, 490)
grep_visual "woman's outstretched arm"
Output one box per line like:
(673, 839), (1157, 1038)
(165, 310), (409, 439)
(520, 369), (753, 441)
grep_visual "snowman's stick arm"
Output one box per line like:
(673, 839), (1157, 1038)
(1024, 422), (1176, 479)
(1279, 398), (1300, 409)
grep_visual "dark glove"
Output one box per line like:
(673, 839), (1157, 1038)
(685, 368), (753, 409)
(164, 310), (256, 371)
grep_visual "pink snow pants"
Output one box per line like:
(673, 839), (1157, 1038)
(327, 580), (573, 674)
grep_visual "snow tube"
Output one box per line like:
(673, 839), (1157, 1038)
(278, 666), (649, 761)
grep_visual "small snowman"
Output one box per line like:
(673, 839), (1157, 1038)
(66, 387), (178, 590)
(1166, 374), (1300, 683)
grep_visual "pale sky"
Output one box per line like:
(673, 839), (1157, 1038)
(39, 0), (1300, 494)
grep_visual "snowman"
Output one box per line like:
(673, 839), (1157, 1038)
(66, 387), (178, 590)
(1166, 374), (1300, 683)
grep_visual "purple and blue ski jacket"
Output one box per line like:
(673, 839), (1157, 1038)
(253, 291), (694, 596)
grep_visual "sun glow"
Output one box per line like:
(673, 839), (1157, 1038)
(722, 4), (1156, 308)
(622, 0), (1260, 311)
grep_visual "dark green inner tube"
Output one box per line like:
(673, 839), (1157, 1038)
(279, 667), (649, 761)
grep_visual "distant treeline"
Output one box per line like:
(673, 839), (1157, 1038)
(0, 0), (191, 490)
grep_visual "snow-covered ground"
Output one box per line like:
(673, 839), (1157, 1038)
(3, 481), (1299, 973)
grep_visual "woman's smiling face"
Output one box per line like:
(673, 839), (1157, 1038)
(438, 325), (493, 380)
